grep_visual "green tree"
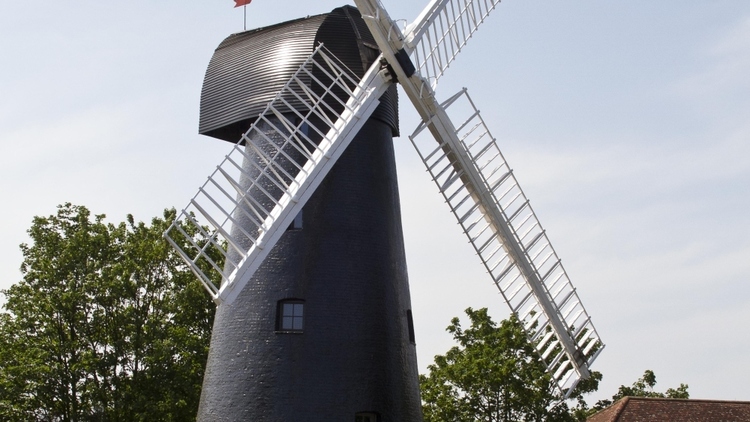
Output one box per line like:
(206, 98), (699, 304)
(0, 204), (216, 421)
(419, 307), (600, 422)
(613, 369), (688, 400)
(590, 369), (689, 413)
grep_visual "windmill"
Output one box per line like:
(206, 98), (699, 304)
(165, 0), (603, 420)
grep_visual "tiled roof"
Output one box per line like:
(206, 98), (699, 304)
(587, 397), (750, 422)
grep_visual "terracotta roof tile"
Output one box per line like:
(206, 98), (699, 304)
(587, 397), (750, 422)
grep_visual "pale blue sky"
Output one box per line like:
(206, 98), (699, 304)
(1, 0), (748, 403)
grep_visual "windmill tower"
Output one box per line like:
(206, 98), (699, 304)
(190, 7), (420, 420)
(165, 1), (604, 420)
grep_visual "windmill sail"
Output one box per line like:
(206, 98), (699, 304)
(165, 45), (391, 304)
(409, 89), (603, 395)
(405, 0), (502, 89)
(355, 0), (603, 396)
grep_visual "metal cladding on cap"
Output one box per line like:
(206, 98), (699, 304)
(199, 5), (398, 143)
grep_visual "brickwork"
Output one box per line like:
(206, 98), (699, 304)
(197, 119), (422, 421)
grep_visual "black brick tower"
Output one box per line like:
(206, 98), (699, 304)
(195, 7), (422, 421)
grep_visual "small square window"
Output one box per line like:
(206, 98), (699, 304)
(277, 300), (304, 332)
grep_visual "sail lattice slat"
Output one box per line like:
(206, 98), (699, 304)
(409, 89), (603, 396)
(165, 45), (390, 304)
(406, 0), (502, 89)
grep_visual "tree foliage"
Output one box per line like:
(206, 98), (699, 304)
(590, 369), (689, 413)
(0, 204), (216, 421)
(614, 369), (689, 400)
(419, 308), (600, 422)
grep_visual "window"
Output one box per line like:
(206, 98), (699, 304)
(407, 309), (416, 344)
(277, 299), (304, 332)
(355, 412), (379, 422)
(287, 210), (303, 230)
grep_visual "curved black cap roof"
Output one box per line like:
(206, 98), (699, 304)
(199, 5), (399, 142)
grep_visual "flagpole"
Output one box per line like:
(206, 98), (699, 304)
(244, 5), (247, 31)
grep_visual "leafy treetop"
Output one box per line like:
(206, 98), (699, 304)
(0, 203), (217, 422)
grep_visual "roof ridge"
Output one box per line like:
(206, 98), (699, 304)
(611, 396), (629, 421)
(624, 396), (750, 405)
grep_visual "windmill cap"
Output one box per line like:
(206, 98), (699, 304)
(198, 5), (399, 143)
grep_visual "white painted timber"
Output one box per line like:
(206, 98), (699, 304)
(405, 0), (502, 89)
(165, 45), (391, 305)
(355, 0), (603, 396)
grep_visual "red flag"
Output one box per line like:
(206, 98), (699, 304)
(234, 0), (251, 7)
